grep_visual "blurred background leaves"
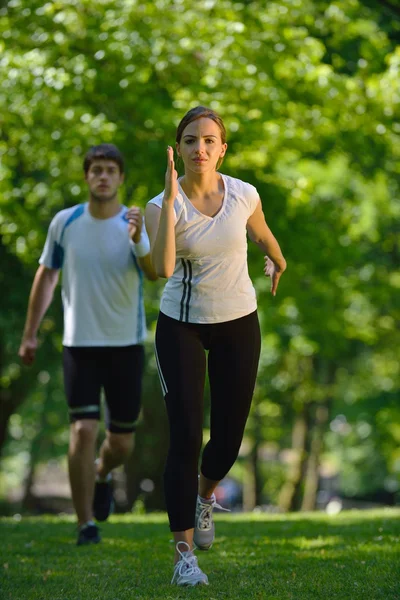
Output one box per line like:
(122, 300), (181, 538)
(0, 0), (399, 514)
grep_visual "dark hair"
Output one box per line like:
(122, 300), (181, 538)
(176, 106), (227, 145)
(83, 143), (125, 174)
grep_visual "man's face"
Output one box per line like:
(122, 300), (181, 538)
(85, 159), (124, 202)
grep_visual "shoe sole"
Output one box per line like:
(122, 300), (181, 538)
(194, 523), (214, 550)
(194, 543), (212, 551)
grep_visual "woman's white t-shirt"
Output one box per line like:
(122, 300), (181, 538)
(147, 174), (259, 324)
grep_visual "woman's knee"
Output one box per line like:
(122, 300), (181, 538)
(202, 437), (242, 475)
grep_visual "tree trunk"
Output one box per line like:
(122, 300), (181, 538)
(124, 369), (169, 512)
(0, 372), (35, 456)
(0, 236), (60, 457)
(278, 404), (312, 512)
(301, 403), (330, 511)
(300, 359), (336, 511)
(242, 399), (264, 511)
(242, 457), (256, 511)
(21, 387), (52, 512)
(242, 440), (260, 511)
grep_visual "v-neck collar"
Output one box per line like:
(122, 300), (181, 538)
(178, 174), (227, 221)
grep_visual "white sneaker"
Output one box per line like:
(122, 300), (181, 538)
(193, 493), (230, 550)
(171, 541), (209, 586)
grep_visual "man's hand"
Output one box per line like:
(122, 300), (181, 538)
(126, 207), (143, 243)
(18, 335), (38, 366)
(264, 256), (286, 296)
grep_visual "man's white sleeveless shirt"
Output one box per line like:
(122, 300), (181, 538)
(148, 174), (259, 324)
(40, 203), (147, 346)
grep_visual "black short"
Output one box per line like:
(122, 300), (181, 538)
(62, 345), (144, 433)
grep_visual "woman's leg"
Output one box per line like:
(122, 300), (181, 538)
(155, 312), (207, 556)
(201, 311), (261, 484)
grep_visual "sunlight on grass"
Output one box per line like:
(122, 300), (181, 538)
(290, 535), (341, 549)
(1, 509), (399, 600)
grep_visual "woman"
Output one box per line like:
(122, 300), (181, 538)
(145, 106), (286, 586)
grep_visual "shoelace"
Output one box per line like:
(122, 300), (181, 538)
(171, 542), (202, 584)
(198, 496), (230, 530)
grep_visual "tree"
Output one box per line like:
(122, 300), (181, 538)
(1, 0), (398, 510)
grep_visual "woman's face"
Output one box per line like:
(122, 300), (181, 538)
(176, 117), (227, 174)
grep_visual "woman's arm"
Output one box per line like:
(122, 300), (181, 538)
(144, 147), (178, 279)
(138, 254), (158, 281)
(247, 199), (287, 296)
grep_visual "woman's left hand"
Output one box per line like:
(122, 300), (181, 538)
(264, 256), (286, 296)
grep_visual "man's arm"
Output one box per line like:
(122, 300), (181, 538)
(126, 206), (158, 281)
(18, 265), (60, 365)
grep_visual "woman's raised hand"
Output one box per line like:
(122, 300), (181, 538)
(164, 146), (178, 203)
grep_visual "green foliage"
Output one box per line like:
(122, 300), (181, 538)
(0, 0), (399, 504)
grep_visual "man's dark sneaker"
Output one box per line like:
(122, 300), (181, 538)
(76, 523), (101, 546)
(93, 479), (114, 522)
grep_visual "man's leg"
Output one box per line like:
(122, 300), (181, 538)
(92, 431), (134, 522)
(63, 346), (102, 542)
(68, 419), (99, 526)
(96, 430), (134, 478)
(93, 345), (144, 521)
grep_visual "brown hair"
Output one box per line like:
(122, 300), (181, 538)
(176, 106), (227, 145)
(83, 143), (125, 174)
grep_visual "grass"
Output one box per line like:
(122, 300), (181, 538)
(1, 508), (400, 599)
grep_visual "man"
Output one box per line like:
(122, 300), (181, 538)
(18, 143), (157, 545)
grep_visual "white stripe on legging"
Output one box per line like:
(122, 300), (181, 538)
(154, 343), (168, 396)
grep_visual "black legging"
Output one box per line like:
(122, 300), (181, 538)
(155, 310), (261, 532)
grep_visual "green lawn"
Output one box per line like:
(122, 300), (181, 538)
(1, 509), (399, 599)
